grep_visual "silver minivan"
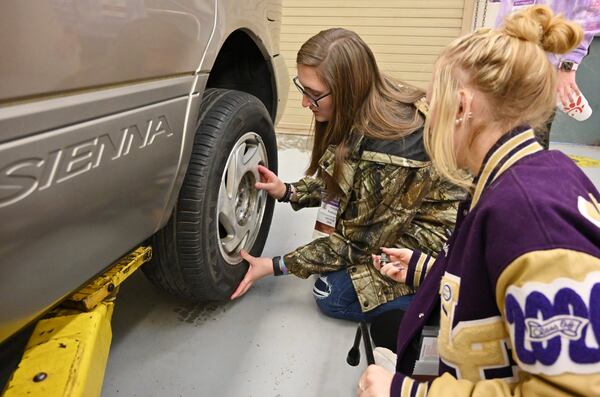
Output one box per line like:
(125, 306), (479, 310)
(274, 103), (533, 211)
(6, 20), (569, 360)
(0, 0), (288, 346)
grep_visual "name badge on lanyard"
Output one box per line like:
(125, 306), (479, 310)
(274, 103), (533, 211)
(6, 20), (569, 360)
(313, 192), (340, 239)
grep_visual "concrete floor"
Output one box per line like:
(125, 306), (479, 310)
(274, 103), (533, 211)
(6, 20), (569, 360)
(102, 136), (600, 397)
(102, 135), (363, 397)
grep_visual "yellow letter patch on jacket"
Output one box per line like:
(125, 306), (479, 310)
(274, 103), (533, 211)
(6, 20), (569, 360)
(437, 272), (518, 383)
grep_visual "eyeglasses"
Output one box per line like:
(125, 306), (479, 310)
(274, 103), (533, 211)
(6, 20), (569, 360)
(292, 76), (331, 108)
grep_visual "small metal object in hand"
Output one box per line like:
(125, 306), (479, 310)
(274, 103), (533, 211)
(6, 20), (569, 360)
(380, 252), (404, 269)
(379, 252), (390, 265)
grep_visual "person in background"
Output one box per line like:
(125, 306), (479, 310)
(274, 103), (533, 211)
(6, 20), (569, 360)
(496, 0), (600, 148)
(359, 6), (600, 396)
(230, 28), (463, 322)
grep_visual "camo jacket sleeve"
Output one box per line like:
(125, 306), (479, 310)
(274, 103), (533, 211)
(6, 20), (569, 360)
(289, 175), (324, 210)
(283, 153), (437, 279)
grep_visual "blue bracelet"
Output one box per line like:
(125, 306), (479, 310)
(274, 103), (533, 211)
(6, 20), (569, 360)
(279, 256), (288, 275)
(272, 256), (289, 276)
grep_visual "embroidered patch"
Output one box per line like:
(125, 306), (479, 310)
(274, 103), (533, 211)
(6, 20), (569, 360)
(526, 315), (588, 342)
(505, 272), (600, 375)
(441, 283), (452, 302)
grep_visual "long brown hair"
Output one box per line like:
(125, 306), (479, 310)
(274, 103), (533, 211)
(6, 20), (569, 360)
(297, 28), (425, 197)
(424, 6), (583, 188)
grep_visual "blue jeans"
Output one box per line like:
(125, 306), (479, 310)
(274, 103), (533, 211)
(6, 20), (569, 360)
(313, 269), (414, 322)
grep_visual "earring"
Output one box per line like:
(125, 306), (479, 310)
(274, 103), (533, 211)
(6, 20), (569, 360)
(455, 112), (472, 125)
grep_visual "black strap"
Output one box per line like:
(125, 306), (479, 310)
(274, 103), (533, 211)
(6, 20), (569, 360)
(272, 256), (283, 276)
(277, 183), (292, 203)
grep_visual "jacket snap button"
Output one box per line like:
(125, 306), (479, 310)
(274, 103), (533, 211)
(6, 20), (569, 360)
(363, 300), (369, 307)
(351, 267), (357, 273)
(418, 313), (424, 318)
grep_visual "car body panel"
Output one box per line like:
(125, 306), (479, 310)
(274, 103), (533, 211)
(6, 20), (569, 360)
(0, 95), (190, 342)
(0, 76), (196, 144)
(0, 0), (287, 344)
(0, 0), (214, 103)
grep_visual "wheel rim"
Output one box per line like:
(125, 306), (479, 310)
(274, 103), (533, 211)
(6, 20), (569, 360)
(217, 132), (269, 264)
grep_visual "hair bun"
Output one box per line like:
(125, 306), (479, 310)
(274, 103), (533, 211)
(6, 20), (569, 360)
(501, 5), (583, 54)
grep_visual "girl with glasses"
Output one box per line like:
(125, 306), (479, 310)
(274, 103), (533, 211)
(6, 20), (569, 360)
(231, 28), (463, 323)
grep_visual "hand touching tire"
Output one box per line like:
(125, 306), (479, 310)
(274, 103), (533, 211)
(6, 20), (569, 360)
(230, 250), (274, 299)
(255, 165), (286, 200)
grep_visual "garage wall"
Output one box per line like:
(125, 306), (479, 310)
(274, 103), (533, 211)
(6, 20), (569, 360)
(277, 0), (474, 134)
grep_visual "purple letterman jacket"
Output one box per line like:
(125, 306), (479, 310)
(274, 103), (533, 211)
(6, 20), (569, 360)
(390, 127), (600, 396)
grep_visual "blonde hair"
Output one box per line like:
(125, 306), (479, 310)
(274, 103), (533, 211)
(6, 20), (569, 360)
(424, 5), (583, 188)
(297, 28), (425, 197)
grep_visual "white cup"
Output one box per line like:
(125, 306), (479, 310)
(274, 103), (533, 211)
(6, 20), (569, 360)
(558, 92), (593, 121)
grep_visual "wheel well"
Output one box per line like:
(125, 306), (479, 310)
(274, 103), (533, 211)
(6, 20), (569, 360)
(206, 30), (276, 120)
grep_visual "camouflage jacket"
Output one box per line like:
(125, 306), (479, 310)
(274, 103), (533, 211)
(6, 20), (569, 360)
(283, 128), (463, 312)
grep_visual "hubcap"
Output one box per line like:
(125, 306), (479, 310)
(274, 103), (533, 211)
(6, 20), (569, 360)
(217, 132), (268, 264)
